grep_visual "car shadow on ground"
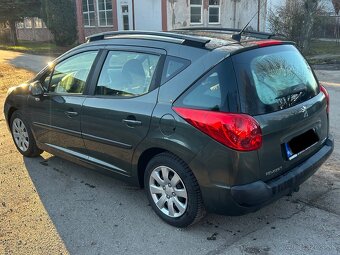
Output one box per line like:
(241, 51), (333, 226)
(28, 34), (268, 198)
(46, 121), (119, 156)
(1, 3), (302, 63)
(8, 54), (52, 73)
(23, 153), (335, 255)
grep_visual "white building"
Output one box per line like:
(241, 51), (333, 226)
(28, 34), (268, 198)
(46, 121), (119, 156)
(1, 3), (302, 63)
(17, 0), (271, 42)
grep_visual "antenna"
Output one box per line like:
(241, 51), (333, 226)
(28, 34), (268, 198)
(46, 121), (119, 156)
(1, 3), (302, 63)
(232, 0), (267, 42)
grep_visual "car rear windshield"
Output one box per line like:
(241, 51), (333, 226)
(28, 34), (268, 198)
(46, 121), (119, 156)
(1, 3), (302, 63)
(232, 45), (319, 115)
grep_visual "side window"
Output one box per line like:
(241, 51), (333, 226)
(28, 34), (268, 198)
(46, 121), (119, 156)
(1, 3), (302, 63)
(179, 71), (222, 111)
(174, 58), (238, 113)
(49, 51), (98, 94)
(95, 51), (160, 96)
(161, 56), (190, 84)
(141, 55), (160, 86)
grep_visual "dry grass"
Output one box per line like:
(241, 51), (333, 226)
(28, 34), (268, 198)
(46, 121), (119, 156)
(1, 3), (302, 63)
(0, 63), (34, 94)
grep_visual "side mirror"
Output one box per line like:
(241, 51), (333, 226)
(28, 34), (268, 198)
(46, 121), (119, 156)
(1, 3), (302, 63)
(29, 81), (44, 96)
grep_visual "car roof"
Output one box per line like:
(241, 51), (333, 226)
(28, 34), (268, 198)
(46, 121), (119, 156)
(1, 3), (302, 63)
(83, 29), (285, 51)
(60, 29), (292, 66)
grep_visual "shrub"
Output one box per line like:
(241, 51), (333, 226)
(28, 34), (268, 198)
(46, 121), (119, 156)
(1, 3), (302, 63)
(41, 0), (77, 46)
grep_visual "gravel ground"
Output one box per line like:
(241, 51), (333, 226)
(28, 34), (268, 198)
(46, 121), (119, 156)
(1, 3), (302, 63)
(0, 93), (68, 254)
(0, 51), (339, 255)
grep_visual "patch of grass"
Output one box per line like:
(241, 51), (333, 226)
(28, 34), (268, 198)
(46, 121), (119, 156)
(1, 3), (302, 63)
(0, 63), (34, 94)
(308, 56), (340, 65)
(0, 41), (71, 57)
(308, 40), (340, 56)
(306, 40), (340, 65)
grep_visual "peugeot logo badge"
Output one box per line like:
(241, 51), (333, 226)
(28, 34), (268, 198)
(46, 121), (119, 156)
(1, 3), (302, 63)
(301, 106), (309, 118)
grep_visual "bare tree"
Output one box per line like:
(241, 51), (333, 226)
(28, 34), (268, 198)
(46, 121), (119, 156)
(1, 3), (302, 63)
(0, 0), (41, 45)
(332, 0), (340, 43)
(269, 0), (325, 53)
(332, 0), (340, 13)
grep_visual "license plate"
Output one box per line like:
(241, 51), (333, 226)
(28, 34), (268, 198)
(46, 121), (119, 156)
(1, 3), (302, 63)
(284, 129), (319, 161)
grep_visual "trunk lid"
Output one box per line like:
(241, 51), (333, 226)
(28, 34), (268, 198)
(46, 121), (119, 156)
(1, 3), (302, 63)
(255, 94), (327, 181)
(232, 44), (329, 181)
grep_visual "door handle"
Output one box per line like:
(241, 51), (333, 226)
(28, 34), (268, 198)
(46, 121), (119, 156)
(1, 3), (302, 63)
(65, 111), (79, 117)
(122, 119), (142, 127)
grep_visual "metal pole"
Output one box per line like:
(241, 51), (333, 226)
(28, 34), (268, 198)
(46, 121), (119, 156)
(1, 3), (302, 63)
(132, 0), (135, 30)
(257, 0), (261, 31)
(233, 0), (237, 29)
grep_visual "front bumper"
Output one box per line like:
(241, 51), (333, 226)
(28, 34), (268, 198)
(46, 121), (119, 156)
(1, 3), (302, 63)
(202, 136), (334, 215)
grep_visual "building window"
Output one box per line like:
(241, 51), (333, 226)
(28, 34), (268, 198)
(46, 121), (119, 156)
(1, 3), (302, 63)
(82, 0), (95, 27)
(24, 18), (32, 28)
(97, 0), (113, 27)
(34, 17), (43, 28)
(190, 0), (203, 24)
(209, 0), (220, 24)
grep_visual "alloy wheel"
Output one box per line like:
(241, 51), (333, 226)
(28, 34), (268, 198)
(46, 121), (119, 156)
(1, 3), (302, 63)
(12, 118), (29, 152)
(149, 166), (188, 218)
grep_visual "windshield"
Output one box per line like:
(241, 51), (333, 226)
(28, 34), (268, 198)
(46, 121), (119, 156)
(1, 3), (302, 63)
(232, 45), (319, 115)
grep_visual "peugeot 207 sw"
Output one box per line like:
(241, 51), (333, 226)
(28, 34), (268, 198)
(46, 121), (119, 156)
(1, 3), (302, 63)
(4, 30), (333, 227)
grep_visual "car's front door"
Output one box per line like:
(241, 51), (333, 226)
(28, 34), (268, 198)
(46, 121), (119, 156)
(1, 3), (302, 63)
(81, 48), (165, 175)
(28, 50), (99, 156)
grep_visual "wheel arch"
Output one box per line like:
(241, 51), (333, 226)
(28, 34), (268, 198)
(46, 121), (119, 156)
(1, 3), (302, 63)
(7, 107), (18, 127)
(135, 145), (197, 188)
(137, 147), (167, 188)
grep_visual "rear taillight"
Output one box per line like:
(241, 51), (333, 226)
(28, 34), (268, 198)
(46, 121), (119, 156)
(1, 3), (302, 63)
(173, 107), (262, 151)
(320, 85), (329, 113)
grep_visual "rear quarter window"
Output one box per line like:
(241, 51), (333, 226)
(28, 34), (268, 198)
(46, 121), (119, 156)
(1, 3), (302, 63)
(161, 56), (190, 84)
(232, 45), (319, 115)
(174, 58), (239, 113)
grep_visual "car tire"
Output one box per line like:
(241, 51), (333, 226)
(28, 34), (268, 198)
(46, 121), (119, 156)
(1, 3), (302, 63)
(10, 111), (43, 157)
(144, 152), (206, 227)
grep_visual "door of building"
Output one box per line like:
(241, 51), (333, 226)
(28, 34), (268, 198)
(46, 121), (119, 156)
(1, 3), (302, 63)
(118, 0), (133, 30)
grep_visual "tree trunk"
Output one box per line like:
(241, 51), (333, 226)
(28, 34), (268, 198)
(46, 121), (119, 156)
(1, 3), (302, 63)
(301, 0), (318, 54)
(8, 20), (18, 46)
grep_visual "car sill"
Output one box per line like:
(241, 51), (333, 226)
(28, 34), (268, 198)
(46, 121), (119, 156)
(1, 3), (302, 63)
(45, 143), (129, 176)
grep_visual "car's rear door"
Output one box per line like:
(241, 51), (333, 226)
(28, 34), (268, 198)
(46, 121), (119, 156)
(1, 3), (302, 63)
(28, 50), (99, 156)
(81, 47), (165, 176)
(232, 44), (329, 181)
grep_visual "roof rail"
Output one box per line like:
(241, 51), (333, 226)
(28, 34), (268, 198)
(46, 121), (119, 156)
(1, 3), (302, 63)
(174, 27), (275, 40)
(86, 30), (211, 48)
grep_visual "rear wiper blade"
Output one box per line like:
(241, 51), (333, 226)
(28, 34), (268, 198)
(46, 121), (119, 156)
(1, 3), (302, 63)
(275, 83), (307, 99)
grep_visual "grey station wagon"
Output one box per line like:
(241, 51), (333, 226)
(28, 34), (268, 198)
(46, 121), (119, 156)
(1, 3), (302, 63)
(4, 29), (333, 227)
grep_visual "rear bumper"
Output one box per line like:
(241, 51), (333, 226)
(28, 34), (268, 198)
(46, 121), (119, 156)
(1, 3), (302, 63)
(202, 136), (334, 215)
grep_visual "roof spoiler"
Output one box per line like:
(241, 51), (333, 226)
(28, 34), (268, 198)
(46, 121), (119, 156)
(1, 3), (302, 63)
(175, 27), (276, 40)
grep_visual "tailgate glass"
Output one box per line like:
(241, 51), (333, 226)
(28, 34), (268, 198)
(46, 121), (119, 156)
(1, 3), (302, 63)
(232, 45), (319, 115)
